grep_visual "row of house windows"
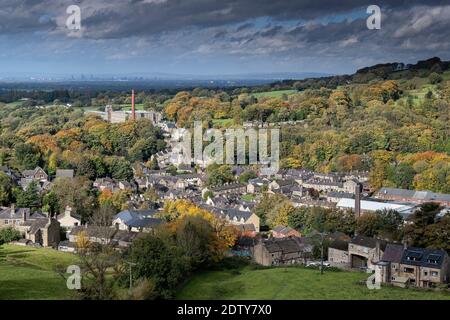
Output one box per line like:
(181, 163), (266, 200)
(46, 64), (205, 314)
(403, 267), (438, 277)
(3, 219), (21, 225)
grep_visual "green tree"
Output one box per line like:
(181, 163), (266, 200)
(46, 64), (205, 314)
(14, 143), (40, 169)
(0, 172), (13, 206)
(403, 202), (442, 247)
(42, 191), (60, 217)
(376, 209), (403, 240)
(206, 164), (234, 186)
(287, 207), (308, 230)
(149, 157), (159, 170)
(52, 177), (97, 222)
(423, 216), (450, 251)
(0, 227), (21, 244)
(356, 213), (381, 237)
(107, 158), (133, 181)
(390, 163), (415, 189)
(429, 72), (443, 84)
(16, 181), (41, 210)
(127, 233), (188, 299)
(78, 157), (97, 180)
(238, 170), (257, 184)
(166, 164), (177, 176)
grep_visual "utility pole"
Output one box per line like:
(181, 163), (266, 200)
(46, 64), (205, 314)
(126, 261), (137, 291)
(315, 231), (328, 275)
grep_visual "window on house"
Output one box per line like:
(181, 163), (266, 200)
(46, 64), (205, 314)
(431, 271), (438, 277)
(407, 256), (419, 261)
(424, 271), (428, 276)
(4, 220), (9, 224)
(403, 267), (414, 273)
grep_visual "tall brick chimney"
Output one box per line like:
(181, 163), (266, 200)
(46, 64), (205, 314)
(354, 182), (363, 218)
(131, 89), (136, 121)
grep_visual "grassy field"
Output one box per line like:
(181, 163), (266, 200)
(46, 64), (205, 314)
(252, 90), (298, 99)
(177, 266), (450, 300)
(4, 101), (24, 107)
(241, 194), (256, 202)
(82, 103), (146, 112)
(212, 118), (234, 127)
(0, 244), (78, 300)
(118, 103), (145, 111)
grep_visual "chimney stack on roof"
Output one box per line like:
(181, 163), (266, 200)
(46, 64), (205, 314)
(354, 182), (363, 218)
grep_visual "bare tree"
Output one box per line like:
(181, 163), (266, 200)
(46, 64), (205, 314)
(77, 204), (124, 299)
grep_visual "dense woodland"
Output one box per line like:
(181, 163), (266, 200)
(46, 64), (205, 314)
(0, 57), (449, 197)
(165, 60), (450, 193)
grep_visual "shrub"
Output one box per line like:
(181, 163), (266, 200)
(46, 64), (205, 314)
(0, 227), (21, 243)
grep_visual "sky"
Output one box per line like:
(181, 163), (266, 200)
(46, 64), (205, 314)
(1, 0), (450, 77)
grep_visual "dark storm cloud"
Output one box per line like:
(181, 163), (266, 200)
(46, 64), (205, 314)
(0, 0), (447, 38)
(1, 0), (450, 75)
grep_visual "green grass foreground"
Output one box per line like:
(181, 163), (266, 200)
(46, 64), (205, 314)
(0, 244), (79, 300)
(2, 244), (449, 300)
(176, 266), (450, 300)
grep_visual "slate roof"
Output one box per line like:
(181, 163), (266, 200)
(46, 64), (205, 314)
(272, 179), (295, 187)
(56, 210), (81, 221)
(381, 244), (404, 263)
(401, 247), (448, 269)
(114, 209), (157, 223)
(272, 225), (296, 235)
(234, 223), (256, 232)
(70, 225), (139, 243)
(350, 235), (387, 250)
(263, 237), (307, 254)
(126, 217), (162, 228)
(176, 173), (201, 180)
(377, 188), (450, 202)
(0, 207), (32, 220)
(211, 183), (246, 192)
(22, 218), (50, 234)
(22, 167), (47, 179)
(329, 239), (349, 251)
(327, 191), (354, 199)
(223, 208), (253, 221)
(235, 236), (257, 247)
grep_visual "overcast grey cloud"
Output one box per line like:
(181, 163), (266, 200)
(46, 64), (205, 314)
(0, 0), (449, 76)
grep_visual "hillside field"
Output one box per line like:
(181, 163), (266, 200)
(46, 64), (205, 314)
(0, 244), (78, 300)
(252, 89), (298, 99)
(176, 266), (450, 300)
